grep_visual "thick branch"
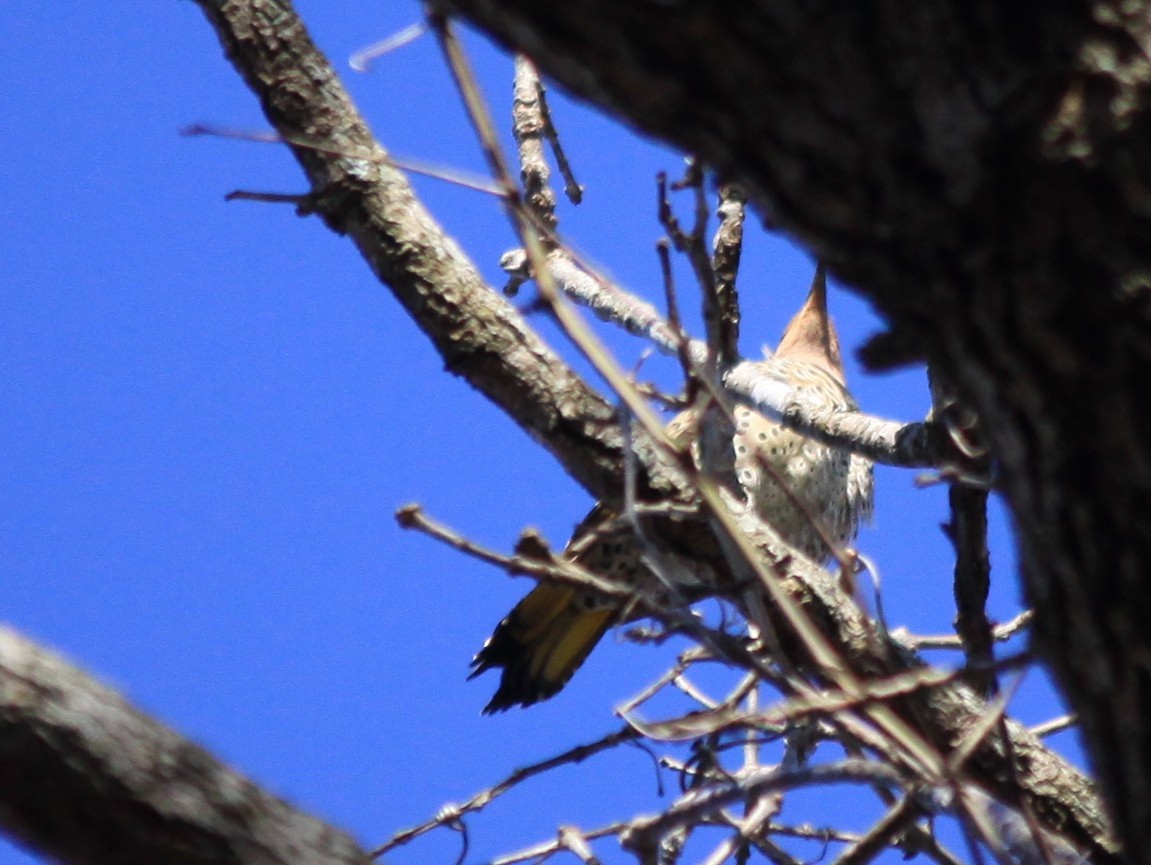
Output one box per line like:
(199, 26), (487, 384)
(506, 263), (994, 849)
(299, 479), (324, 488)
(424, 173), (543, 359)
(504, 248), (947, 468)
(724, 362), (943, 469)
(192, 0), (686, 508)
(0, 626), (368, 865)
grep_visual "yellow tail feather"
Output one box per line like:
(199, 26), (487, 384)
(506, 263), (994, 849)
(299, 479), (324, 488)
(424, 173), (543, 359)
(469, 582), (616, 712)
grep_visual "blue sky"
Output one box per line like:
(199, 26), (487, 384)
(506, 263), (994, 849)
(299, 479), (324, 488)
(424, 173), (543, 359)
(1, 3), (1082, 863)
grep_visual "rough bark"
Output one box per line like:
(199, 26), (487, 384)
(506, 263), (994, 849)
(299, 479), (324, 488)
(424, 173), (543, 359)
(428, 3), (1151, 862)
(193, 0), (690, 512)
(0, 626), (369, 865)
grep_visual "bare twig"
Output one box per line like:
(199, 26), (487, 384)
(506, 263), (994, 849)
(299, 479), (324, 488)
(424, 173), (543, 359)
(769, 822), (862, 845)
(373, 726), (640, 856)
(656, 238), (702, 386)
(672, 673), (721, 709)
(502, 246), (707, 365)
(710, 183), (746, 367)
(833, 795), (919, 865)
(396, 504), (655, 605)
(512, 55), (558, 233)
(1030, 715), (1077, 738)
(558, 825), (603, 865)
(658, 162), (731, 373)
(349, 21), (427, 72)
(897, 610), (1033, 650)
(182, 123), (505, 196)
(620, 760), (910, 857)
(490, 823), (627, 865)
(616, 654), (698, 716)
(946, 675), (1022, 773)
(621, 662), (965, 746)
(534, 73), (583, 204)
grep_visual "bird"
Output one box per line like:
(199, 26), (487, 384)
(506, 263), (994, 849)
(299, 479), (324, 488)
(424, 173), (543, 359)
(469, 271), (873, 712)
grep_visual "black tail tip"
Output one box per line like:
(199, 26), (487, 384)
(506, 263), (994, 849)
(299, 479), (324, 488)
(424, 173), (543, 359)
(469, 654), (562, 713)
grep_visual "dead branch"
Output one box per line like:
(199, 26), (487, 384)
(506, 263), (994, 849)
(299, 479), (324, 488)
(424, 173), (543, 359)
(710, 183), (747, 366)
(619, 759), (910, 857)
(511, 55), (558, 233)
(374, 725), (640, 856)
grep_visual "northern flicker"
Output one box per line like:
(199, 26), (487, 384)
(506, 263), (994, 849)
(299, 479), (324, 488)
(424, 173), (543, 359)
(470, 272), (873, 712)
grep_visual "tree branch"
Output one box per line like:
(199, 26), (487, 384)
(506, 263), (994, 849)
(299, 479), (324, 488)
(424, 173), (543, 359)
(192, 0), (687, 510)
(0, 626), (369, 865)
(503, 248), (949, 469)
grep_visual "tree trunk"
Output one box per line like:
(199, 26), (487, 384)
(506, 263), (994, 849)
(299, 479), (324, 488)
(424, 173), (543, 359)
(432, 1), (1151, 860)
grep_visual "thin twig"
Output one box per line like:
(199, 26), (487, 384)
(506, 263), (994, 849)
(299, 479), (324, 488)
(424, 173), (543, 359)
(182, 123), (505, 196)
(987, 713), (1061, 865)
(558, 825), (603, 865)
(657, 238), (702, 385)
(672, 673), (720, 709)
(430, 13), (675, 452)
(372, 726), (640, 856)
(512, 55), (558, 233)
(832, 795), (919, 865)
(710, 183), (746, 367)
(897, 610), (1033, 650)
(616, 654), (695, 716)
(1030, 714), (1077, 738)
(620, 760), (911, 857)
(490, 822), (628, 865)
(349, 21), (427, 72)
(769, 822), (862, 845)
(659, 162), (728, 375)
(946, 673), (1024, 774)
(534, 72), (583, 204)
(396, 504), (651, 604)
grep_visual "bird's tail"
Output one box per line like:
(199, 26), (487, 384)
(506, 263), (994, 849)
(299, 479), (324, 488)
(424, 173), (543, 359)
(469, 582), (616, 713)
